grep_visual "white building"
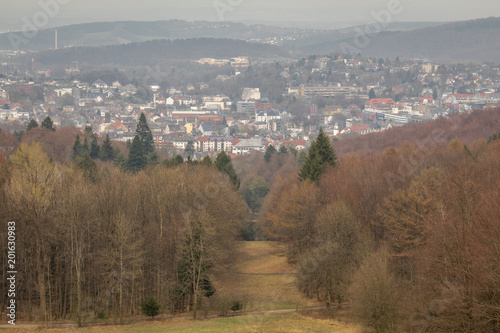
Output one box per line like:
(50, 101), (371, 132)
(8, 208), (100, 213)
(242, 88), (261, 101)
(232, 138), (264, 155)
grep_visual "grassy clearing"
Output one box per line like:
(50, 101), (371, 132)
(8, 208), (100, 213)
(10, 313), (357, 333)
(213, 241), (320, 311)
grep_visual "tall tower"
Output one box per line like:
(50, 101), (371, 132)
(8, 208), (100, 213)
(55, 29), (58, 50)
(32, 58), (34, 73)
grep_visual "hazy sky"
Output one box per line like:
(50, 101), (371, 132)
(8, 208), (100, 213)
(1, 0), (499, 31)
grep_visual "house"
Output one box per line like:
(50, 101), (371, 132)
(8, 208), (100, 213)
(93, 79), (108, 89)
(242, 88), (261, 101)
(113, 120), (128, 132)
(256, 110), (281, 123)
(164, 124), (186, 135)
(37, 69), (51, 77)
(276, 139), (308, 150)
(365, 98), (396, 111)
(170, 137), (197, 151)
(199, 123), (214, 136)
(237, 101), (256, 114)
(166, 97), (175, 105)
(232, 138), (264, 155)
(196, 136), (233, 153)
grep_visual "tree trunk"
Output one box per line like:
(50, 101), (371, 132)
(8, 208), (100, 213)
(36, 240), (47, 323)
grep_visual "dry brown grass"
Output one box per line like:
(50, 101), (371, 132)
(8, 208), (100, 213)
(213, 241), (321, 311)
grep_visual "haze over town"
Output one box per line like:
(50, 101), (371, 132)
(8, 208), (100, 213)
(1, 0), (499, 30)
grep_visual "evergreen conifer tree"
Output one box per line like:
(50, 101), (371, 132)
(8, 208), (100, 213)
(41, 116), (55, 131)
(298, 128), (337, 182)
(74, 152), (98, 182)
(90, 136), (100, 159)
(369, 88), (376, 99)
(72, 135), (83, 159)
(99, 135), (115, 161)
(27, 119), (39, 131)
(141, 297), (160, 319)
(215, 151), (240, 189)
(136, 113), (155, 155)
(126, 135), (146, 173)
(83, 137), (89, 154)
(201, 155), (213, 167)
(113, 153), (127, 170)
(185, 141), (195, 155)
(264, 144), (277, 162)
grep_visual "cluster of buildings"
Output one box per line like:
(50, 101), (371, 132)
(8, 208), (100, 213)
(1, 52), (500, 160)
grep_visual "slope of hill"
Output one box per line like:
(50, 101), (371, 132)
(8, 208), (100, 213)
(32, 38), (291, 66)
(0, 19), (444, 52)
(285, 21), (445, 54)
(316, 17), (500, 63)
(334, 108), (500, 157)
(0, 20), (288, 51)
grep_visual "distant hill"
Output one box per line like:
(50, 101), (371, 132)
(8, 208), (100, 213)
(313, 17), (500, 63)
(284, 21), (445, 54)
(6, 17), (499, 63)
(33, 38), (291, 66)
(0, 20), (316, 51)
(0, 19), (443, 52)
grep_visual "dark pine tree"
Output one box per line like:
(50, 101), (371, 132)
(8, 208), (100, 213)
(215, 151), (240, 189)
(433, 87), (439, 100)
(185, 141), (195, 156)
(99, 135), (115, 161)
(126, 135), (146, 173)
(90, 136), (100, 159)
(279, 145), (288, 155)
(13, 131), (23, 142)
(200, 155), (213, 167)
(141, 297), (160, 320)
(27, 119), (38, 131)
(41, 116), (55, 131)
(264, 144), (277, 162)
(298, 128), (337, 183)
(136, 113), (155, 155)
(113, 153), (127, 170)
(164, 155), (184, 167)
(83, 137), (89, 154)
(74, 153), (98, 183)
(369, 88), (376, 99)
(72, 135), (83, 159)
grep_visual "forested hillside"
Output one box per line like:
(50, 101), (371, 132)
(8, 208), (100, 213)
(334, 108), (500, 157)
(33, 38), (290, 67)
(261, 108), (500, 331)
(0, 137), (247, 324)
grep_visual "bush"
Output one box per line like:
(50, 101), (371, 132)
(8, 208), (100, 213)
(230, 300), (243, 313)
(349, 250), (401, 333)
(97, 309), (108, 320)
(141, 297), (160, 319)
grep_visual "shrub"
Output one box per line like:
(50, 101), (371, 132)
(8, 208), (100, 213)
(141, 297), (160, 319)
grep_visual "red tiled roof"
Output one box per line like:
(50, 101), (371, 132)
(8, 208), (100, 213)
(419, 97), (434, 103)
(113, 121), (124, 129)
(367, 98), (396, 105)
